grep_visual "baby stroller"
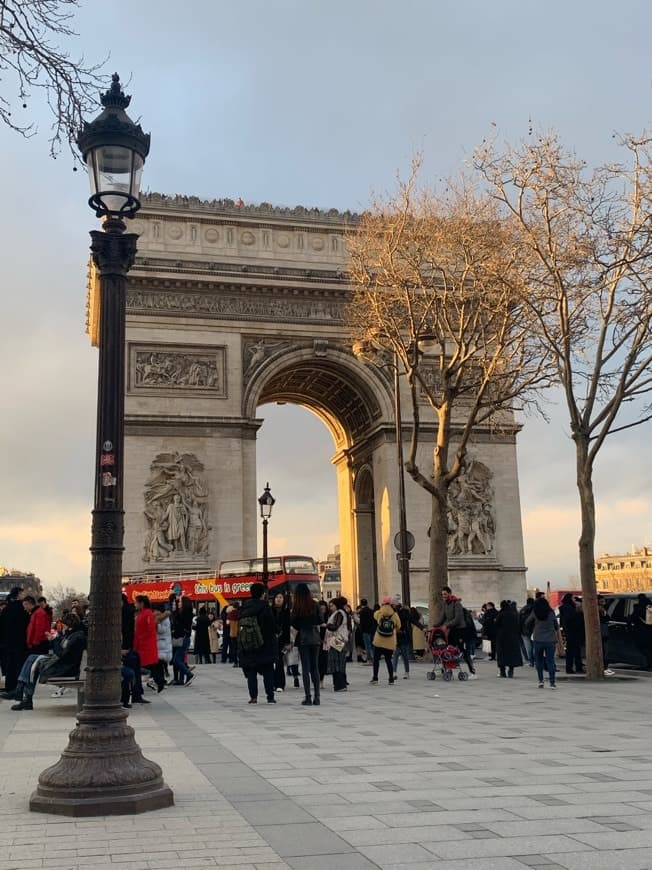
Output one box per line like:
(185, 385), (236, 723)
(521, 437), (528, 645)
(426, 626), (469, 682)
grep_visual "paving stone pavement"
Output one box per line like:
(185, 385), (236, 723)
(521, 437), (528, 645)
(1, 658), (651, 870)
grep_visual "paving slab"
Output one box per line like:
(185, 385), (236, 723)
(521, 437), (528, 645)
(1, 658), (651, 869)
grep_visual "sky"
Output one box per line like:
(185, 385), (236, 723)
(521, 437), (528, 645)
(1, 0), (652, 593)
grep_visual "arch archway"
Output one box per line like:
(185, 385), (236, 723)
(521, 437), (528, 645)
(245, 345), (391, 598)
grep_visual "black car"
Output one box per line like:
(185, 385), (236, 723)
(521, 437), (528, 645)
(602, 593), (652, 669)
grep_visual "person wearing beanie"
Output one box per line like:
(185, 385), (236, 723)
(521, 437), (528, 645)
(370, 597), (400, 685)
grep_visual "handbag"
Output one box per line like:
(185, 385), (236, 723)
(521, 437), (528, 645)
(481, 639), (492, 654)
(172, 637), (183, 648)
(330, 634), (346, 652)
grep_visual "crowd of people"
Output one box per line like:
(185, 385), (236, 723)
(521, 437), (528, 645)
(3, 582), (652, 710)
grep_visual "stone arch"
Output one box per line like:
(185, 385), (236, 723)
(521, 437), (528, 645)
(243, 345), (393, 451)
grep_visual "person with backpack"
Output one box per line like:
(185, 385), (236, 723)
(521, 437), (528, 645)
(325, 597), (351, 692)
(238, 583), (278, 704)
(391, 599), (412, 679)
(370, 597), (401, 684)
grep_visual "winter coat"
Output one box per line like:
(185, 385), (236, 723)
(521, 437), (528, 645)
(208, 619), (221, 654)
(0, 598), (29, 652)
(481, 607), (498, 640)
(121, 601), (135, 650)
(27, 607), (51, 650)
(237, 598), (277, 670)
(495, 609), (523, 669)
(372, 605), (401, 650)
(156, 612), (173, 662)
(194, 613), (211, 656)
(441, 596), (465, 631)
(134, 608), (159, 667)
(38, 629), (86, 682)
(291, 602), (322, 647)
(358, 605), (376, 635)
(273, 606), (292, 647)
(559, 602), (585, 643)
(525, 610), (559, 643)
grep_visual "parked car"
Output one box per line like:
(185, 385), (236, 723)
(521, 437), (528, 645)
(602, 593), (652, 669)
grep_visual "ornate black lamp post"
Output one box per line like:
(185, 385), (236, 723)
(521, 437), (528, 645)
(30, 74), (173, 816)
(258, 483), (275, 585)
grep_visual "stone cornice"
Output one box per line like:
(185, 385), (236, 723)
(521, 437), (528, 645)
(140, 192), (360, 227)
(130, 256), (349, 285)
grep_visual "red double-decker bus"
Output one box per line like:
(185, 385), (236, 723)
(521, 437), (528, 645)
(216, 554), (321, 600)
(121, 554), (320, 605)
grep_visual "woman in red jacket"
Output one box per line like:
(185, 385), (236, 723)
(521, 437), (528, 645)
(134, 595), (164, 692)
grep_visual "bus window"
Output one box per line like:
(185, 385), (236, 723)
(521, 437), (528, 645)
(284, 556), (318, 575)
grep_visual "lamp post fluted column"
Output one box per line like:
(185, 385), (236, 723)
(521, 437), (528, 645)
(30, 74), (173, 817)
(394, 362), (411, 607)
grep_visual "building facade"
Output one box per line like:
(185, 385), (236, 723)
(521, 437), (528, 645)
(87, 193), (528, 609)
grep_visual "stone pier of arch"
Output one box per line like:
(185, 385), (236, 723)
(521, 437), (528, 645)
(86, 193), (527, 609)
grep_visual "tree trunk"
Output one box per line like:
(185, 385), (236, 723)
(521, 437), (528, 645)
(428, 488), (449, 626)
(575, 435), (604, 681)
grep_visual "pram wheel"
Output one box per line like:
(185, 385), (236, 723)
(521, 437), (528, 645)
(427, 671), (436, 680)
(458, 671), (469, 681)
(443, 670), (453, 681)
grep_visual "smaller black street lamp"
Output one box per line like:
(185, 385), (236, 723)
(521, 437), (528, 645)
(258, 483), (275, 585)
(30, 74), (173, 816)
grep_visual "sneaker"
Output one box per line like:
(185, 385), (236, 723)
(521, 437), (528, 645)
(604, 669), (615, 676)
(301, 698), (312, 706)
(184, 673), (195, 687)
(467, 673), (477, 680)
(538, 682), (544, 688)
(275, 687), (284, 693)
(369, 678), (378, 684)
(11, 700), (33, 711)
(146, 679), (157, 691)
(388, 678), (395, 685)
(248, 698), (257, 704)
(550, 684), (557, 690)
(403, 674), (410, 680)
(50, 687), (69, 698)
(267, 697), (276, 704)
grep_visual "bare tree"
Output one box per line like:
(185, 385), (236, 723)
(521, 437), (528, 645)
(44, 582), (88, 615)
(348, 162), (552, 622)
(475, 131), (652, 680)
(0, 0), (105, 156)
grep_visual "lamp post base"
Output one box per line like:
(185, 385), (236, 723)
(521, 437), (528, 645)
(29, 707), (173, 817)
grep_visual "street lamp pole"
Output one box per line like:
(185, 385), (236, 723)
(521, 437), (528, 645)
(30, 75), (173, 816)
(394, 362), (411, 607)
(258, 483), (275, 585)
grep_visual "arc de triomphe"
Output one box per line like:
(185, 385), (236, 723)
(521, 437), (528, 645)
(87, 193), (527, 607)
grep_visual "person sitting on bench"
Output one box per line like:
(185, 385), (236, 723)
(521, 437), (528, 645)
(2, 612), (86, 710)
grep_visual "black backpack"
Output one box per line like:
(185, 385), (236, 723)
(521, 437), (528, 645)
(377, 613), (396, 637)
(462, 608), (475, 639)
(238, 615), (264, 653)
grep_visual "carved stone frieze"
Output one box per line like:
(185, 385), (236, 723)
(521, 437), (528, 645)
(126, 289), (346, 324)
(143, 452), (211, 563)
(128, 344), (226, 396)
(242, 337), (291, 382)
(447, 458), (495, 557)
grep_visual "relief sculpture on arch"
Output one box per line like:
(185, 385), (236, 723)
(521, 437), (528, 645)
(143, 452), (211, 563)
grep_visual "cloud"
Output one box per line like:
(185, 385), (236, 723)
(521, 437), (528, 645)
(0, 506), (91, 591)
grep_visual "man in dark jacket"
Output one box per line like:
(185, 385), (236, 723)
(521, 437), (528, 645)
(481, 601), (498, 661)
(437, 586), (477, 678)
(559, 594), (585, 674)
(0, 587), (29, 692)
(358, 599), (376, 664)
(239, 583), (277, 704)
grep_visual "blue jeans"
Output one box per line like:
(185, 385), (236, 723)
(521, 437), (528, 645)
(362, 632), (374, 662)
(521, 634), (534, 665)
(15, 653), (44, 701)
(392, 642), (410, 675)
(533, 641), (556, 685)
(172, 636), (192, 682)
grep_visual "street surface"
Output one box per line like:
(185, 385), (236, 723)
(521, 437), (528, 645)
(0, 659), (651, 870)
